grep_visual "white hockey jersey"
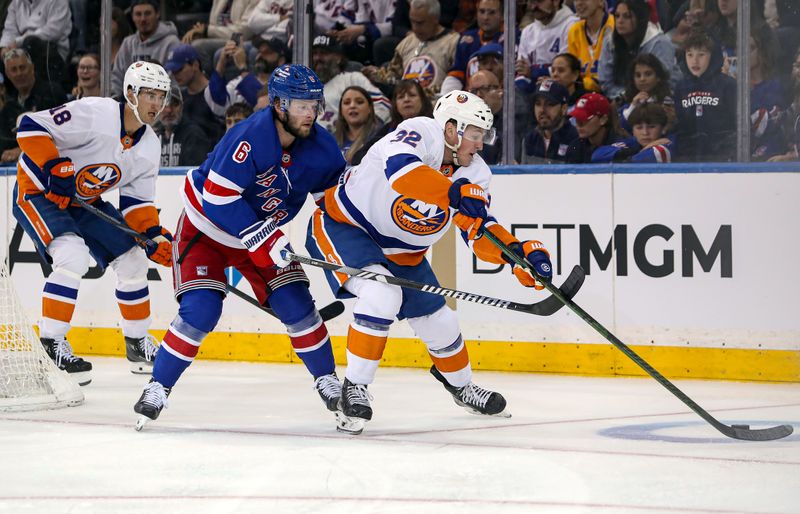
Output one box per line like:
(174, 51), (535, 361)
(16, 97), (162, 230)
(322, 116), (494, 265)
(516, 7), (578, 71)
(318, 71), (391, 133)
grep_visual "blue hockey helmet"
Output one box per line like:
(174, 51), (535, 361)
(268, 64), (325, 115)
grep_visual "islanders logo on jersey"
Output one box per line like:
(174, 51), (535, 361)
(75, 163), (122, 198)
(391, 196), (449, 236)
(403, 57), (437, 88)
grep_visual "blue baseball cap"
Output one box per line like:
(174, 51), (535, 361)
(471, 43), (503, 60)
(533, 79), (569, 105)
(164, 44), (200, 72)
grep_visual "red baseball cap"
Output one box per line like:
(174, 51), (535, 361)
(569, 92), (611, 122)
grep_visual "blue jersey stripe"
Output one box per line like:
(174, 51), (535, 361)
(384, 153), (421, 180)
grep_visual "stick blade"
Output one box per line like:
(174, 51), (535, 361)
(525, 265), (586, 316)
(319, 300), (345, 322)
(720, 423), (794, 442)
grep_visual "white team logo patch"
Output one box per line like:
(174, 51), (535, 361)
(232, 141), (252, 163)
(196, 266), (208, 276)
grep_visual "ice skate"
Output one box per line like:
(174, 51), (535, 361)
(125, 334), (159, 374)
(430, 365), (511, 418)
(134, 378), (171, 431)
(314, 372), (342, 412)
(40, 337), (92, 386)
(336, 378), (373, 435)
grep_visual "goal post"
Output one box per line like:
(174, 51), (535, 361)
(0, 260), (83, 412)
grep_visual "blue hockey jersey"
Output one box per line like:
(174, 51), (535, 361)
(182, 108), (346, 248)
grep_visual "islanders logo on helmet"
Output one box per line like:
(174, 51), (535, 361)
(75, 163), (122, 198)
(391, 197), (450, 236)
(456, 93), (469, 104)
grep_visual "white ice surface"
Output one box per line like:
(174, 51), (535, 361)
(1, 358), (798, 514)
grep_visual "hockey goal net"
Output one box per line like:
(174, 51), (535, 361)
(0, 260), (83, 412)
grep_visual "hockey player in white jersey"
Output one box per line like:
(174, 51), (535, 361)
(306, 91), (554, 434)
(12, 61), (174, 386)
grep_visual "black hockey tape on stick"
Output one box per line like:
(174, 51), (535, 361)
(281, 249), (584, 317)
(483, 230), (793, 442)
(74, 198), (345, 322)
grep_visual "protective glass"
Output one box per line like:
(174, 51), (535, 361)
(287, 99), (324, 117)
(462, 125), (497, 145)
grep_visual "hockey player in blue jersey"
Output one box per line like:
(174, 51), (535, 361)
(133, 64), (347, 429)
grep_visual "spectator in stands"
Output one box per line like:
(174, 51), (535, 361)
(111, 0), (180, 97)
(247, 0), (292, 41)
(225, 101), (254, 132)
(252, 35), (289, 74)
(711, 0), (767, 78)
(335, 85), (384, 164)
(441, 0), (506, 95)
(165, 43), (225, 141)
(0, 48), (66, 162)
(468, 69), (504, 164)
(362, 0), (460, 99)
(181, 0), (259, 70)
(568, 0), (615, 92)
(749, 23), (789, 160)
(328, 0), (396, 65)
(768, 47), (800, 162)
(71, 54), (102, 100)
(157, 86), (213, 166)
(521, 79), (578, 163)
(515, 0), (578, 94)
(0, 0), (72, 87)
(592, 103), (674, 162)
(668, 0), (720, 50)
(468, 43), (505, 84)
(565, 92), (627, 163)
(111, 6), (132, 63)
(351, 78), (434, 165)
(674, 31), (736, 162)
(311, 35), (391, 134)
(619, 53), (675, 132)
(550, 52), (587, 107)
(598, 0), (680, 102)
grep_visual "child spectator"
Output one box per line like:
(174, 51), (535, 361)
(335, 86), (384, 165)
(550, 53), (588, 107)
(71, 54), (102, 100)
(521, 79), (579, 163)
(619, 53), (675, 132)
(568, 0), (615, 92)
(225, 102), (254, 132)
(674, 31), (736, 162)
(749, 23), (789, 160)
(598, 0), (680, 102)
(565, 92), (628, 163)
(592, 103), (674, 162)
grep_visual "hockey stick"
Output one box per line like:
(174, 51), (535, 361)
(281, 249), (585, 317)
(483, 230), (794, 441)
(73, 198), (345, 322)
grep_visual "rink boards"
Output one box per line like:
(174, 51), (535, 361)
(1, 163), (798, 382)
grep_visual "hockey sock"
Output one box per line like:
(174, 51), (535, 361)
(269, 283), (335, 378)
(153, 289), (222, 388)
(408, 306), (471, 387)
(112, 247), (150, 339)
(40, 267), (81, 338)
(345, 313), (392, 385)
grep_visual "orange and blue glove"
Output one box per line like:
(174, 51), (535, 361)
(143, 226), (173, 267)
(448, 178), (488, 240)
(43, 157), (76, 209)
(507, 240), (552, 290)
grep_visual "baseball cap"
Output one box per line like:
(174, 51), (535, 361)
(569, 92), (611, 122)
(533, 79), (569, 105)
(164, 44), (201, 72)
(254, 36), (290, 60)
(130, 0), (160, 10)
(312, 34), (344, 54)
(471, 43), (503, 60)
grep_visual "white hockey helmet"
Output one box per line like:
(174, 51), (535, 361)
(433, 90), (495, 164)
(123, 61), (171, 124)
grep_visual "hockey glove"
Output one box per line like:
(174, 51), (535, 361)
(143, 226), (173, 267)
(508, 240), (552, 291)
(239, 217), (292, 268)
(43, 157), (76, 209)
(448, 178), (488, 240)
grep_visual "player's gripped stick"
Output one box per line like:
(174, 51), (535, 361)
(481, 230), (794, 442)
(73, 197), (345, 322)
(280, 249), (585, 317)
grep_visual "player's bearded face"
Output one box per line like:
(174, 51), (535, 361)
(281, 99), (320, 138)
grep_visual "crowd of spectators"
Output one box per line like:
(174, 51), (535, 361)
(0, 0), (798, 167)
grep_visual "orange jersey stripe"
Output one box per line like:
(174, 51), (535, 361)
(472, 223), (519, 264)
(118, 300), (151, 321)
(311, 209), (349, 287)
(323, 186), (353, 226)
(347, 325), (388, 361)
(429, 344), (470, 373)
(385, 250), (426, 266)
(16, 162), (44, 194)
(17, 135), (59, 168)
(391, 164), (452, 211)
(42, 298), (76, 323)
(124, 205), (160, 233)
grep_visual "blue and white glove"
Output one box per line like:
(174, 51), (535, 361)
(239, 217), (292, 268)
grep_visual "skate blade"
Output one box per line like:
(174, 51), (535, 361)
(129, 361), (154, 375)
(457, 400), (512, 418)
(68, 371), (92, 387)
(135, 415), (150, 431)
(335, 411), (366, 435)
